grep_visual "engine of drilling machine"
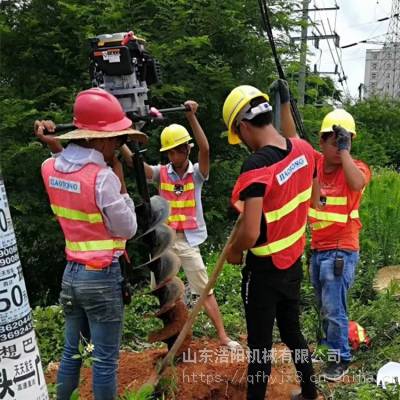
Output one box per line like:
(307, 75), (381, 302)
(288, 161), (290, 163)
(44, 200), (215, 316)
(89, 31), (160, 120)
(89, 31), (192, 355)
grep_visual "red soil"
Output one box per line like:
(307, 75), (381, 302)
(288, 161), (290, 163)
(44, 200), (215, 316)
(47, 340), (328, 399)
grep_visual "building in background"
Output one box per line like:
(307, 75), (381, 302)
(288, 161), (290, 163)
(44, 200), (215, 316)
(364, 44), (400, 99)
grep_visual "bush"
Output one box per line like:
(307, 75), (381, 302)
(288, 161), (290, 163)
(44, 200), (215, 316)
(360, 168), (400, 267)
(33, 305), (65, 367)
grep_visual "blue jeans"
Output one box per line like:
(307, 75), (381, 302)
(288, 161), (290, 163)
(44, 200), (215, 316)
(57, 262), (124, 400)
(311, 250), (359, 362)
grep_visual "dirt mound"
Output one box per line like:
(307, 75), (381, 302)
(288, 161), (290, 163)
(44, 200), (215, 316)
(46, 340), (313, 399)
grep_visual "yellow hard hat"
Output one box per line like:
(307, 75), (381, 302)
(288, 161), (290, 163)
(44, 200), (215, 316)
(160, 124), (192, 152)
(320, 109), (357, 137)
(223, 85), (270, 144)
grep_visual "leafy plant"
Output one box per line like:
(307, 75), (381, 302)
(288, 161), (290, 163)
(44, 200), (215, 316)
(118, 384), (154, 400)
(33, 305), (65, 367)
(360, 168), (400, 267)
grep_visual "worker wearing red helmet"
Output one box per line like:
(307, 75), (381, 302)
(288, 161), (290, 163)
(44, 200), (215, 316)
(34, 88), (146, 400)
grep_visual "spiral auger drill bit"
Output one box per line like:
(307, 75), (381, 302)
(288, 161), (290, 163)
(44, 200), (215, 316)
(127, 142), (192, 356)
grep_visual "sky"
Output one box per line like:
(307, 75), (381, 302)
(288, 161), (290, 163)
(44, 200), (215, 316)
(305, 0), (394, 99)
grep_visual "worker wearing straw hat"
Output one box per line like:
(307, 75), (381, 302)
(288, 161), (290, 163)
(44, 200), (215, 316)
(35, 88), (146, 400)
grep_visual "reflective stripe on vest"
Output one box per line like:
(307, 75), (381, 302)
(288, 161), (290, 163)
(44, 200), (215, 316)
(310, 209), (359, 230)
(51, 205), (103, 223)
(160, 182), (195, 192)
(250, 223), (307, 257)
(168, 200), (196, 208)
(168, 215), (189, 222)
(308, 208), (348, 223)
(350, 210), (359, 218)
(266, 186), (312, 223)
(325, 196), (347, 205)
(66, 239), (126, 252)
(311, 221), (334, 231)
(356, 323), (366, 343)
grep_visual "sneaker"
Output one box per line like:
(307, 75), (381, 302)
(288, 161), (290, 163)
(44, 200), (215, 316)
(321, 361), (350, 382)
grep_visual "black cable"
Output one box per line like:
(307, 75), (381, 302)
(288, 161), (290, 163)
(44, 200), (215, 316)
(258, 0), (308, 141)
(326, 18), (351, 98)
(319, 19), (350, 98)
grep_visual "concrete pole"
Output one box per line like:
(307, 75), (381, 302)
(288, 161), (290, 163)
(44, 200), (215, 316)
(0, 173), (48, 400)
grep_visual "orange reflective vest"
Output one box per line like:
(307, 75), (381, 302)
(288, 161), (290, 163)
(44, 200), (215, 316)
(349, 320), (370, 350)
(231, 138), (315, 269)
(308, 155), (366, 242)
(41, 159), (126, 268)
(159, 165), (198, 230)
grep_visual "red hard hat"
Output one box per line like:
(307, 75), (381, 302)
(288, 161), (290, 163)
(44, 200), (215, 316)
(73, 88), (132, 131)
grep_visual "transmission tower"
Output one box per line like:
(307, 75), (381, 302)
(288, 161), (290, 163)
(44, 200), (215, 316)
(376, 0), (400, 98)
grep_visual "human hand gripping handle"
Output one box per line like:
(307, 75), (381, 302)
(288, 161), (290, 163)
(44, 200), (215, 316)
(33, 120), (64, 153)
(226, 243), (244, 265)
(333, 124), (351, 151)
(184, 100), (198, 115)
(268, 79), (290, 104)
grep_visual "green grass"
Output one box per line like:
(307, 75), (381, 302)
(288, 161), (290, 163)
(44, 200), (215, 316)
(34, 168), (400, 399)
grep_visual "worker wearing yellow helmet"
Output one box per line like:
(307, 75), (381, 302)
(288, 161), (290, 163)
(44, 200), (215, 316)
(223, 80), (318, 400)
(280, 88), (371, 383)
(143, 100), (241, 352)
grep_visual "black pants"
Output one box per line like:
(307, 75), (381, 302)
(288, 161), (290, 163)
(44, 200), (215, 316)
(241, 260), (317, 400)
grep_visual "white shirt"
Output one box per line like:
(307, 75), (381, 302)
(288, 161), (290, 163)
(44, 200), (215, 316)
(51, 143), (137, 239)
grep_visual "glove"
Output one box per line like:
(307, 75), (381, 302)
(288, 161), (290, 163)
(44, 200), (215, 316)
(333, 125), (351, 151)
(268, 79), (290, 104)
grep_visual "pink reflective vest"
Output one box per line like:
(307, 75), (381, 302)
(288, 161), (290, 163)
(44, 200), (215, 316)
(159, 165), (198, 230)
(41, 159), (126, 268)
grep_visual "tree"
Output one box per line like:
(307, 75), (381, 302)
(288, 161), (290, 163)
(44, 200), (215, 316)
(1, 0), (354, 305)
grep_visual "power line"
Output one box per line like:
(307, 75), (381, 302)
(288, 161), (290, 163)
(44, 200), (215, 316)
(341, 33), (387, 49)
(308, 2), (349, 98)
(318, 18), (351, 98)
(326, 17), (351, 97)
(291, 1), (342, 104)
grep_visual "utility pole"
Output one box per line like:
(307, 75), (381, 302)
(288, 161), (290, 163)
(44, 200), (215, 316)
(388, 1), (400, 98)
(292, 2), (340, 106)
(298, 0), (310, 107)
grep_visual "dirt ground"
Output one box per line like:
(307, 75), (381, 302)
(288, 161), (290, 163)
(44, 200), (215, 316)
(47, 340), (325, 399)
